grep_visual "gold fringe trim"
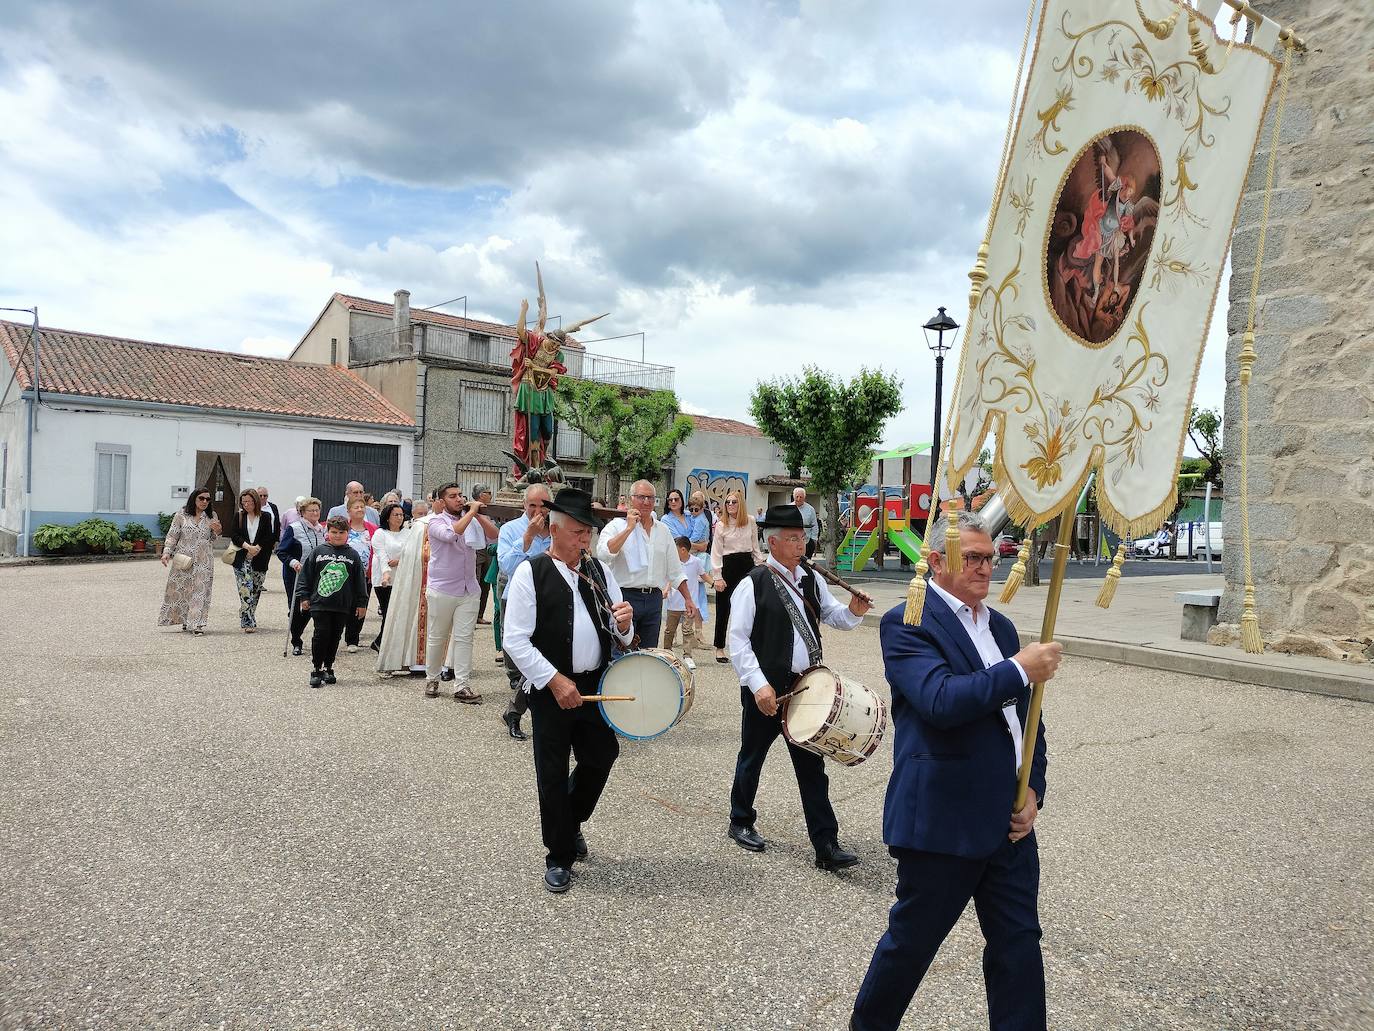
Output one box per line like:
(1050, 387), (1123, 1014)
(1240, 585), (1264, 654)
(903, 545), (931, 626)
(1095, 543), (1128, 609)
(999, 541), (1030, 603)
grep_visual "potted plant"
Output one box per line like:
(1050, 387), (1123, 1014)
(32, 523), (75, 554)
(158, 511), (175, 537)
(72, 518), (123, 555)
(122, 521), (152, 553)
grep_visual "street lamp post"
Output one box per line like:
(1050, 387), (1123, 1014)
(922, 306), (960, 537)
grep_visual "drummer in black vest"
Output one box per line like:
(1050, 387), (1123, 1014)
(501, 488), (635, 894)
(726, 503), (872, 870)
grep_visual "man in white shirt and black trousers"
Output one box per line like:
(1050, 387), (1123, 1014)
(726, 503), (872, 871)
(502, 488), (635, 894)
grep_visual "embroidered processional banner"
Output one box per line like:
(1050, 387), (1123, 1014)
(946, 0), (1280, 539)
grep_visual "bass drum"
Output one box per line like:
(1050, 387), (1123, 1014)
(782, 665), (887, 767)
(597, 649), (696, 740)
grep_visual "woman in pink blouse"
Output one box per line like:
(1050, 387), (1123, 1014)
(709, 490), (764, 662)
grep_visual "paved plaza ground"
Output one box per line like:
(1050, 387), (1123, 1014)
(2, 560), (1371, 1030)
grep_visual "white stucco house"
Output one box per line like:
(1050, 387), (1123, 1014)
(0, 319), (415, 556)
(673, 415), (804, 515)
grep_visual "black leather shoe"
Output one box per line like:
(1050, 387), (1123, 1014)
(323, 668), (337, 685)
(308, 670), (324, 689)
(544, 866), (571, 893)
(815, 839), (859, 872)
(728, 823), (765, 852)
(369, 639), (380, 652)
(291, 644), (303, 656)
(574, 831), (589, 862)
(439, 667), (456, 683)
(503, 711), (528, 741)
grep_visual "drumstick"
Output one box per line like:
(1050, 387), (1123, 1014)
(803, 559), (875, 605)
(580, 694), (637, 701)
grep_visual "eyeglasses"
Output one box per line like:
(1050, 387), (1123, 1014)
(631, 494), (657, 502)
(959, 552), (996, 568)
(196, 496), (210, 502)
(725, 500), (738, 505)
(688, 505), (702, 512)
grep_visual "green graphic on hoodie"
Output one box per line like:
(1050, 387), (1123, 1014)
(317, 560), (348, 598)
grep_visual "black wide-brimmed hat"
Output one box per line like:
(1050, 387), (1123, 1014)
(546, 487), (604, 530)
(757, 503), (805, 529)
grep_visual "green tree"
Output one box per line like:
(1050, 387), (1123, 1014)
(556, 381), (694, 499)
(1188, 405), (1223, 487)
(751, 366), (904, 564)
(750, 385), (808, 478)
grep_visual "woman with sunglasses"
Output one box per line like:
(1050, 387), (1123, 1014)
(709, 490), (764, 663)
(158, 487), (222, 634)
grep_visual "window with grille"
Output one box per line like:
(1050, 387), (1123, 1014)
(460, 381), (509, 434)
(453, 466), (505, 497)
(467, 334), (492, 364)
(95, 443), (130, 512)
(555, 420), (592, 461)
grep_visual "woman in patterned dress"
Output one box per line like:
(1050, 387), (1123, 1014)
(158, 487), (221, 634)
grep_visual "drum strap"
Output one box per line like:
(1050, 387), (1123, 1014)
(769, 570), (822, 668)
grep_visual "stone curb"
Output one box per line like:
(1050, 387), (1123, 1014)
(1, 551), (164, 568)
(1021, 633), (1374, 705)
(858, 611), (1372, 704)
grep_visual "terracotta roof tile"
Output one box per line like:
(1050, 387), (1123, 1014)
(690, 414), (763, 437)
(0, 320), (414, 428)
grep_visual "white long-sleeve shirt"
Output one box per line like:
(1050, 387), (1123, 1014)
(596, 515), (686, 591)
(502, 555), (632, 690)
(727, 556), (862, 695)
(927, 579), (1030, 771)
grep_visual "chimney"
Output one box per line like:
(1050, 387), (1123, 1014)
(393, 289), (412, 350)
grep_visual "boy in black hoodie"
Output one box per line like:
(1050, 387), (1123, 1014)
(299, 516), (368, 688)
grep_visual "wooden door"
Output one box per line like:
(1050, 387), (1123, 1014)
(194, 451), (240, 534)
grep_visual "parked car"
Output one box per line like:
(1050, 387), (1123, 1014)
(1131, 529), (1173, 557)
(995, 535), (1019, 557)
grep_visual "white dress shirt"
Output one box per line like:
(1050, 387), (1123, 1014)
(727, 556), (862, 695)
(927, 580), (1030, 771)
(596, 515), (686, 591)
(502, 554), (633, 690)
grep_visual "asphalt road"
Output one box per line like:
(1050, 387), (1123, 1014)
(1, 561), (1370, 1030)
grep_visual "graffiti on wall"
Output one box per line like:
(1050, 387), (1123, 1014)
(685, 468), (749, 508)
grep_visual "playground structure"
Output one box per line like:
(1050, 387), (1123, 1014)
(835, 483), (933, 573)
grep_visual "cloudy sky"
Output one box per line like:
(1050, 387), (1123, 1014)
(0, 0), (1226, 450)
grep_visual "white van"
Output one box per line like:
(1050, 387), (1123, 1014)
(1186, 522), (1223, 558)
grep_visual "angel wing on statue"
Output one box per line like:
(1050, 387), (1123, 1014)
(509, 262), (608, 472)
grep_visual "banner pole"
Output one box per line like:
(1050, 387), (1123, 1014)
(1013, 510), (1074, 813)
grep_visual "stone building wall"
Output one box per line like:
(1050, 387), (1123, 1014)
(1217, 0), (1374, 660)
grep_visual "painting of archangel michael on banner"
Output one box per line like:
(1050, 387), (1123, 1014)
(946, 0), (1281, 540)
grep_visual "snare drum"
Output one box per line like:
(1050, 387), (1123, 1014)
(781, 665), (887, 767)
(596, 649), (696, 740)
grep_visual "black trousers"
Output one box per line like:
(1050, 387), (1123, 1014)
(343, 585), (371, 646)
(713, 551), (754, 649)
(729, 684), (838, 847)
(476, 554), (492, 620)
(289, 590), (313, 647)
(852, 838), (1045, 1030)
(311, 610), (348, 671)
(282, 565), (297, 607)
(529, 669), (620, 869)
(370, 585), (392, 647)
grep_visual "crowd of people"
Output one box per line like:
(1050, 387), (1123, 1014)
(153, 474), (1062, 1029)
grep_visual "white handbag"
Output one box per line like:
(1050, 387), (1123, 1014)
(172, 553), (194, 572)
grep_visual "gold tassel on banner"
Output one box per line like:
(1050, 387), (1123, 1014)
(903, 543), (931, 625)
(1095, 543), (1128, 609)
(943, 513), (964, 575)
(999, 541), (1030, 603)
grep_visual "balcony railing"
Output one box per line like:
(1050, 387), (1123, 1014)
(348, 323), (674, 392)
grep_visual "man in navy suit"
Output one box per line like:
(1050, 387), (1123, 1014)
(851, 511), (1063, 1031)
